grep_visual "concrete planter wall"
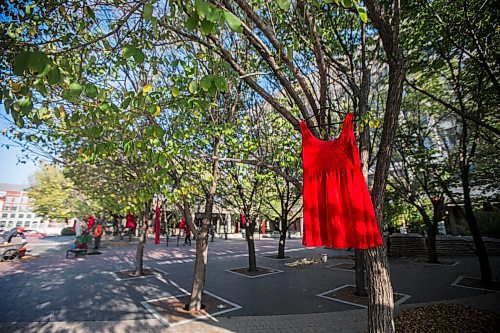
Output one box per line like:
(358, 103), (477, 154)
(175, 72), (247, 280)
(388, 233), (500, 257)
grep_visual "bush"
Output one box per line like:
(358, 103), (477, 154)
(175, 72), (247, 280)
(455, 210), (500, 239)
(476, 210), (500, 239)
(61, 227), (75, 236)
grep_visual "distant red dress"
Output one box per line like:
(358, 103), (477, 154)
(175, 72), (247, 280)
(300, 113), (383, 249)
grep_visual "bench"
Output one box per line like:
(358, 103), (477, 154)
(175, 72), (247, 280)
(66, 248), (87, 258)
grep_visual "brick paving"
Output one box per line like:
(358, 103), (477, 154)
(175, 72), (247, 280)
(0, 236), (499, 332)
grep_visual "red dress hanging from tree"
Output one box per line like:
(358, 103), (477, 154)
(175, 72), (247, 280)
(300, 113), (383, 249)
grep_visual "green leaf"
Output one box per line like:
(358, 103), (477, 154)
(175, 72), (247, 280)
(185, 12), (199, 30)
(122, 45), (137, 59)
(214, 77), (228, 92)
(18, 98), (33, 113)
(84, 6), (96, 21)
(85, 84), (98, 98)
(188, 81), (198, 94)
(200, 20), (214, 34)
(47, 67), (61, 85)
(172, 87), (180, 97)
(133, 50), (145, 63)
(341, 0), (351, 8)
(223, 11), (242, 33)
(121, 97), (131, 109)
(28, 51), (50, 73)
(357, 6), (368, 23)
(199, 75), (213, 91)
(69, 82), (83, 96)
(15, 116), (24, 128)
(37, 107), (51, 120)
(13, 52), (30, 75)
(195, 0), (211, 19)
(143, 3), (153, 20)
(277, 0), (290, 11)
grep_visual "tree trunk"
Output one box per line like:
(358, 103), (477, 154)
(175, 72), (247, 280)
(245, 221), (258, 271)
(135, 204), (151, 276)
(363, 0), (406, 326)
(188, 227), (209, 311)
(355, 249), (367, 296)
(277, 215), (288, 258)
(461, 168), (492, 284)
(416, 205), (438, 263)
(188, 136), (221, 311)
(277, 230), (287, 259)
(365, 246), (394, 332)
(354, 23), (371, 298)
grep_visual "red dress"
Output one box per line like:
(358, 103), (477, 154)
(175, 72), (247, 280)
(300, 113), (383, 249)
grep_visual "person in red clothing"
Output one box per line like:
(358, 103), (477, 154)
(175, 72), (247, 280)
(184, 225), (191, 246)
(125, 213), (135, 241)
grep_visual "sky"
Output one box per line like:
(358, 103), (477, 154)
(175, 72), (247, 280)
(0, 107), (39, 186)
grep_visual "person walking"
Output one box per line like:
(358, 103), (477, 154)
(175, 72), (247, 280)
(184, 226), (191, 246)
(210, 225), (215, 242)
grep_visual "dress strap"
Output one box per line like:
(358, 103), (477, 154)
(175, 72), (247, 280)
(341, 113), (354, 138)
(299, 120), (310, 137)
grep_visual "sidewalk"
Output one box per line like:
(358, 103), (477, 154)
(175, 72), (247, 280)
(1, 238), (499, 332)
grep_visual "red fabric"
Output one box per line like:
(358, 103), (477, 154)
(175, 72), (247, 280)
(185, 227), (191, 237)
(179, 219), (185, 235)
(155, 205), (161, 244)
(87, 216), (95, 230)
(261, 221), (266, 234)
(126, 213), (135, 228)
(240, 214), (246, 227)
(300, 113), (383, 249)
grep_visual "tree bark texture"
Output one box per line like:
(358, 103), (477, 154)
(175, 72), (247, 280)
(364, 0), (405, 330)
(461, 168), (492, 284)
(188, 137), (221, 311)
(414, 204), (439, 263)
(277, 230), (287, 259)
(277, 215), (288, 259)
(135, 204), (151, 276)
(245, 220), (258, 271)
(355, 28), (371, 297)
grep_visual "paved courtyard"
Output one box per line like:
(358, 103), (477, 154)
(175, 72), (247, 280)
(0, 236), (499, 332)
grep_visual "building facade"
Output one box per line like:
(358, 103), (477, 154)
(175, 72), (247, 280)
(0, 183), (46, 230)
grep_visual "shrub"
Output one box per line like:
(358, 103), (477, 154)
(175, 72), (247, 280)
(61, 227), (75, 236)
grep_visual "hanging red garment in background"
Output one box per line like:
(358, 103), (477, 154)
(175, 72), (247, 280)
(300, 113), (383, 249)
(155, 205), (160, 245)
(87, 216), (95, 230)
(126, 213), (135, 229)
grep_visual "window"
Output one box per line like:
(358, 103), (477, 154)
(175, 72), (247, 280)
(10, 214), (15, 218)
(16, 221), (22, 227)
(1, 213), (7, 218)
(11, 206), (17, 211)
(2, 205), (9, 211)
(13, 197), (21, 203)
(27, 214), (32, 218)
(0, 221), (5, 227)
(18, 214), (24, 218)
(6, 196), (13, 203)
(7, 221), (14, 228)
(24, 221), (30, 227)
(22, 197), (29, 204)
(32, 221), (38, 228)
